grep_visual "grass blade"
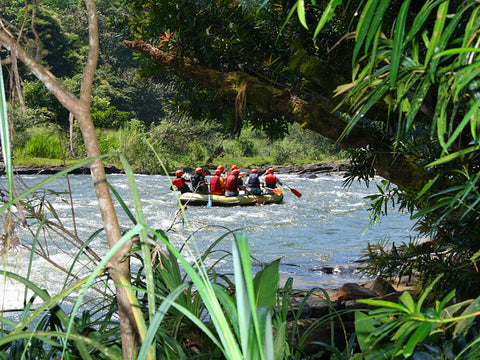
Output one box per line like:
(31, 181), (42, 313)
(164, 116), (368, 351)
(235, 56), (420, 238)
(0, 62), (13, 201)
(390, 0), (411, 88)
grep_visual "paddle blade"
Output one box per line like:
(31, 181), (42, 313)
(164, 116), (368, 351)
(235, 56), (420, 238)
(207, 196), (212, 208)
(290, 187), (302, 198)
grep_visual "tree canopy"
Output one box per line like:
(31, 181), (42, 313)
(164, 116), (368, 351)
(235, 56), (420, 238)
(120, 0), (480, 296)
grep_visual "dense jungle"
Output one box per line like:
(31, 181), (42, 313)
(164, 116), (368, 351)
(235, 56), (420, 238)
(1, 0), (480, 359)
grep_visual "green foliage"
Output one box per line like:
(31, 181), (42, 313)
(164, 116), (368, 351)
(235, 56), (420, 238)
(97, 129), (120, 154)
(356, 276), (480, 359)
(10, 4), (84, 78)
(272, 144), (293, 165)
(13, 125), (66, 160)
(288, 0), (480, 298)
(24, 135), (64, 159)
(221, 123), (345, 166)
(91, 96), (130, 129)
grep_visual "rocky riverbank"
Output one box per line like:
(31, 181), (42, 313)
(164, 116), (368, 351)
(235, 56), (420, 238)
(0, 164), (124, 175)
(1, 162), (351, 177)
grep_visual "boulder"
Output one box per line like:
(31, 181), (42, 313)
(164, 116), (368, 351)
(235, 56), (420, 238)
(337, 283), (378, 301)
(364, 276), (397, 296)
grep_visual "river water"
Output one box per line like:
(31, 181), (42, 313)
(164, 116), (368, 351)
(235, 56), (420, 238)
(1, 172), (417, 309)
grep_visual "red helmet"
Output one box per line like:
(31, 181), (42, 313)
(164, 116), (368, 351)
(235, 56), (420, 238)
(217, 165), (224, 172)
(232, 169), (240, 175)
(231, 164), (239, 170)
(267, 167), (275, 173)
(251, 169), (258, 173)
(215, 169), (222, 175)
(175, 170), (183, 177)
(195, 167), (202, 174)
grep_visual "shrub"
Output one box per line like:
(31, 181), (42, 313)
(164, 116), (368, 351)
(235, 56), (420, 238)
(272, 143), (292, 164)
(24, 135), (64, 159)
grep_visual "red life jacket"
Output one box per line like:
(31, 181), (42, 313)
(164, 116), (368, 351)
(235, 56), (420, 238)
(265, 174), (277, 188)
(225, 174), (240, 192)
(173, 177), (187, 188)
(210, 175), (224, 195)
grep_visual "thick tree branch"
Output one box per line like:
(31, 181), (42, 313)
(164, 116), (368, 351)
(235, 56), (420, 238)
(124, 39), (428, 191)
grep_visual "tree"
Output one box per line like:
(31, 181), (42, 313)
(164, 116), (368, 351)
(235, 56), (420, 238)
(1, 1), (141, 358)
(120, 0), (480, 296)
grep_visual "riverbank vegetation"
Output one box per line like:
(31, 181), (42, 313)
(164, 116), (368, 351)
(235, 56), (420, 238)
(10, 120), (345, 173)
(2, 0), (480, 359)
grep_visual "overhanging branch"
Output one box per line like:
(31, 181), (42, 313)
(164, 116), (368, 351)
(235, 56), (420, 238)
(124, 39), (427, 190)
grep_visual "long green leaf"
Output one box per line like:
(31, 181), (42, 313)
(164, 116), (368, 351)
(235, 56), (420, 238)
(120, 155), (156, 334)
(355, 311), (390, 360)
(425, 1), (449, 69)
(454, 296), (480, 335)
(65, 224), (147, 357)
(429, 4), (465, 81)
(353, 0), (381, 64)
(0, 62), (13, 202)
(404, 0), (443, 46)
(252, 258), (280, 309)
(313, 0), (343, 40)
(358, 298), (409, 312)
(427, 145), (480, 166)
(399, 291), (416, 313)
(273, 321), (286, 360)
(364, 0), (390, 60)
(435, 47), (480, 58)
(444, 97), (480, 151)
(403, 322), (432, 357)
(390, 0), (411, 88)
(417, 275), (442, 310)
(233, 232), (263, 358)
(297, 0), (308, 29)
(108, 183), (137, 224)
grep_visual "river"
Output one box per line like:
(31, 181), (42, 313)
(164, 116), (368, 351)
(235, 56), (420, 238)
(1, 172), (417, 309)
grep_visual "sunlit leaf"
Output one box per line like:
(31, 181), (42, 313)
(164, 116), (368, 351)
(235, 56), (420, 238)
(427, 145), (480, 166)
(297, 0), (308, 29)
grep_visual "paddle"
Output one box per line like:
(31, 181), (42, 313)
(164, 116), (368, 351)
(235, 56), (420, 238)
(245, 188), (261, 205)
(283, 183), (302, 198)
(207, 195), (212, 208)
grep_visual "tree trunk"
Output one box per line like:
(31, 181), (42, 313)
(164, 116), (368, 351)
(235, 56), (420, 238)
(1, 2), (138, 358)
(124, 39), (428, 192)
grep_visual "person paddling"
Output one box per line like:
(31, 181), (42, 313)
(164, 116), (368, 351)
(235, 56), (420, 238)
(262, 167), (282, 194)
(191, 167), (209, 194)
(170, 169), (192, 194)
(245, 168), (262, 195)
(210, 168), (226, 195)
(225, 168), (245, 197)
